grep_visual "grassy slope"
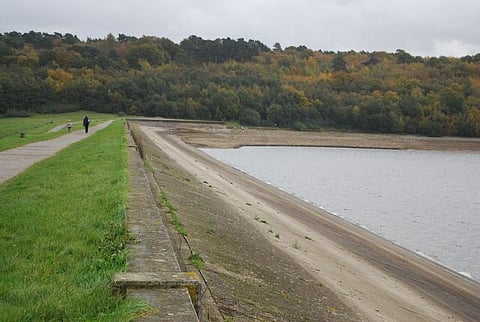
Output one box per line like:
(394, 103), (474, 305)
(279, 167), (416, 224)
(0, 120), (146, 320)
(0, 111), (116, 152)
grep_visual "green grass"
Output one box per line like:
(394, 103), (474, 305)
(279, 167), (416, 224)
(159, 190), (188, 237)
(0, 111), (117, 152)
(0, 119), (147, 321)
(187, 252), (205, 270)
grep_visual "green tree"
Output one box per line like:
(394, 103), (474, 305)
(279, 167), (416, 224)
(273, 42), (282, 52)
(332, 54), (347, 72)
(127, 44), (170, 68)
(239, 108), (261, 125)
(396, 49), (415, 64)
(439, 87), (465, 114)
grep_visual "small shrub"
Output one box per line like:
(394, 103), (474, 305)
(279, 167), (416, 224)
(188, 252), (204, 270)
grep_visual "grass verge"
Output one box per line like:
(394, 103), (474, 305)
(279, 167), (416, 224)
(0, 119), (147, 320)
(0, 110), (117, 152)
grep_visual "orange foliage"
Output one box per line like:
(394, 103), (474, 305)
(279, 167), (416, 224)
(46, 68), (74, 92)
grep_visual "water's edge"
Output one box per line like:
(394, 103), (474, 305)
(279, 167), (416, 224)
(202, 146), (480, 281)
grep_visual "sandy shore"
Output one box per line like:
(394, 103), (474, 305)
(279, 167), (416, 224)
(135, 121), (480, 321)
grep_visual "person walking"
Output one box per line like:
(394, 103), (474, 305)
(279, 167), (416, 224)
(66, 120), (72, 132)
(83, 115), (91, 133)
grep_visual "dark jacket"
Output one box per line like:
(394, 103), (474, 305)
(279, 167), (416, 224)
(83, 117), (90, 126)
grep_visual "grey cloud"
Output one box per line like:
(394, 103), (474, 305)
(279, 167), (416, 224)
(0, 0), (479, 56)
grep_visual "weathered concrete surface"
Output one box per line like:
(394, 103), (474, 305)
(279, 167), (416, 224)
(125, 126), (199, 321)
(113, 272), (201, 293)
(0, 120), (113, 184)
(113, 272), (202, 309)
(129, 289), (198, 322)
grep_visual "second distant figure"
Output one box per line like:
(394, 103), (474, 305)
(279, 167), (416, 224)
(83, 115), (91, 133)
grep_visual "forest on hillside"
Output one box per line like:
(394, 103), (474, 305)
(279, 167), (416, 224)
(1, 31), (480, 137)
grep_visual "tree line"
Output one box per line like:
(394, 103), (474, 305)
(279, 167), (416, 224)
(1, 31), (480, 137)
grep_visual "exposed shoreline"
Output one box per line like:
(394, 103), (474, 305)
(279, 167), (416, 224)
(148, 120), (480, 151)
(135, 120), (480, 321)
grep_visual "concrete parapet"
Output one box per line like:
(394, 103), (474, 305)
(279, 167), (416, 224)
(123, 125), (201, 321)
(113, 272), (202, 311)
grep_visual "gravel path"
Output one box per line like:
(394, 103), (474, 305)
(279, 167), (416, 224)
(0, 120), (113, 184)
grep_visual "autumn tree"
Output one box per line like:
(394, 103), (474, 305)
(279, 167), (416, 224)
(0, 31), (479, 137)
(332, 53), (347, 72)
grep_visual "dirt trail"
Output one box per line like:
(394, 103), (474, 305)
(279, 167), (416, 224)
(141, 122), (480, 322)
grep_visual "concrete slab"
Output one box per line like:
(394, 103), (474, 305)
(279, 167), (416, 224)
(129, 289), (198, 322)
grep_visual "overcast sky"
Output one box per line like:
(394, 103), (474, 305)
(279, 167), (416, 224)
(1, 0), (479, 57)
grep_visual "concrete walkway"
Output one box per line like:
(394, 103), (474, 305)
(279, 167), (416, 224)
(117, 126), (199, 321)
(0, 120), (113, 185)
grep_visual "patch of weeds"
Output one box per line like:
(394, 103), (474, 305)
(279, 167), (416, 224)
(126, 231), (140, 243)
(175, 224), (188, 237)
(159, 190), (187, 237)
(188, 252), (204, 270)
(275, 233), (280, 239)
(327, 306), (337, 316)
(226, 121), (241, 129)
(99, 221), (127, 265)
(293, 240), (301, 249)
(144, 160), (154, 173)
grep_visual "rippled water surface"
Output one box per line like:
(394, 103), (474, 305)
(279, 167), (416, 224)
(202, 146), (480, 281)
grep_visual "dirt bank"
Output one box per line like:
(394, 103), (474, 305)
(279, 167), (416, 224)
(132, 121), (480, 321)
(155, 121), (480, 151)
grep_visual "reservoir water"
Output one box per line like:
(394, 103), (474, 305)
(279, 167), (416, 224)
(201, 146), (480, 281)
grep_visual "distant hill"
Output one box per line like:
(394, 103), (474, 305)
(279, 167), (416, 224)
(1, 31), (480, 137)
